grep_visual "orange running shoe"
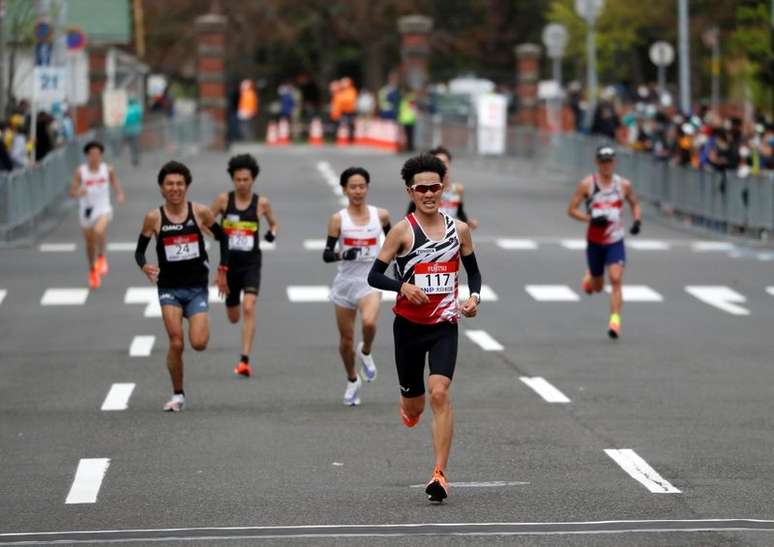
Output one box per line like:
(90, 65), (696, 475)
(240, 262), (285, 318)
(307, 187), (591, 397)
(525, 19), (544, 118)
(88, 268), (101, 289)
(234, 361), (252, 378)
(581, 272), (593, 294)
(425, 466), (449, 502)
(608, 313), (621, 339)
(96, 255), (108, 276)
(400, 407), (420, 428)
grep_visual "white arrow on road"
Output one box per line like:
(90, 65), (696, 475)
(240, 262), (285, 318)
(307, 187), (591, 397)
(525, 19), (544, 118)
(685, 286), (749, 316)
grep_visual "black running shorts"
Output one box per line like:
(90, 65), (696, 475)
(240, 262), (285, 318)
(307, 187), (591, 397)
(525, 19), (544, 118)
(393, 314), (458, 398)
(225, 262), (261, 307)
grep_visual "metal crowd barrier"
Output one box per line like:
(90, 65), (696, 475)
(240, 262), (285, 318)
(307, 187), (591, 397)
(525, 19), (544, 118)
(416, 114), (774, 237)
(0, 113), (214, 244)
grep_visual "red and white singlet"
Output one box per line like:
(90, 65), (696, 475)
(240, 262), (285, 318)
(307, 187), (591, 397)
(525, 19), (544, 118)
(586, 174), (625, 245)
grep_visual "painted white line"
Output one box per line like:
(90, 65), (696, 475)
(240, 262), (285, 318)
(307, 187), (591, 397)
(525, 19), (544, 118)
(125, 287), (160, 317)
(39, 242), (76, 252)
(0, 289), (6, 306)
(287, 286), (330, 302)
(757, 252), (774, 261)
(525, 285), (580, 302)
(520, 377), (571, 403)
(106, 242), (136, 252)
(692, 241), (736, 252)
(604, 285), (663, 302)
(464, 330), (504, 351)
(409, 481), (529, 488)
(208, 285), (225, 303)
(100, 383), (136, 411)
(40, 288), (89, 306)
(64, 458), (111, 504)
(767, 287), (774, 297)
(304, 239), (326, 250)
(495, 238), (538, 250)
(628, 239), (671, 251)
(259, 240), (276, 251)
(144, 300), (161, 318)
(685, 286), (749, 316)
(605, 449), (681, 494)
(129, 335), (155, 357)
(559, 239), (586, 250)
(460, 285), (498, 302)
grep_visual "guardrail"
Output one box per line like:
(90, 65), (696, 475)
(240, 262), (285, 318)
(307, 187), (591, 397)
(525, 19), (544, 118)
(416, 114), (774, 238)
(0, 113), (213, 243)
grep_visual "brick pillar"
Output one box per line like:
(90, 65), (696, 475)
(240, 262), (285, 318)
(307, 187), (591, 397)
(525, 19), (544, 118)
(398, 15), (433, 92)
(75, 46), (107, 133)
(515, 44), (541, 127)
(195, 13), (227, 150)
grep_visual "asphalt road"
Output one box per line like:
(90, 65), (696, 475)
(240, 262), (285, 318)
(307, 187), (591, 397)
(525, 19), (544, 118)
(1, 144), (773, 546)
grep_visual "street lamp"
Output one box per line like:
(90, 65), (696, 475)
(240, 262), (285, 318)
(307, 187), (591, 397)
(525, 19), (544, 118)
(575, 0), (604, 132)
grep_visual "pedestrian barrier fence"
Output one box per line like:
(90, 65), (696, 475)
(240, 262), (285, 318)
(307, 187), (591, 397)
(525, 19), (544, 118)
(417, 114), (774, 237)
(0, 113), (214, 244)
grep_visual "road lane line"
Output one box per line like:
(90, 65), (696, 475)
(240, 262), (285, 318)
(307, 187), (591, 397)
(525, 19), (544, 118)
(495, 238), (538, 250)
(39, 242), (77, 252)
(459, 285), (498, 302)
(691, 241), (735, 252)
(464, 330), (504, 351)
(525, 285), (580, 302)
(287, 286), (330, 302)
(40, 288), (89, 306)
(106, 242), (137, 252)
(604, 285), (663, 302)
(628, 240), (670, 251)
(520, 377), (571, 403)
(65, 458), (111, 504)
(559, 239), (586, 250)
(129, 336), (155, 357)
(0, 289), (6, 305)
(303, 239), (326, 250)
(605, 449), (681, 493)
(685, 286), (749, 316)
(101, 383), (136, 411)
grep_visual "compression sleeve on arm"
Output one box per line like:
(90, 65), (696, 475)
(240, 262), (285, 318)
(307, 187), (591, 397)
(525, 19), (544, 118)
(368, 259), (402, 292)
(134, 234), (150, 268)
(382, 221), (391, 236)
(208, 222), (229, 266)
(456, 201), (469, 223)
(322, 235), (339, 263)
(461, 252), (481, 295)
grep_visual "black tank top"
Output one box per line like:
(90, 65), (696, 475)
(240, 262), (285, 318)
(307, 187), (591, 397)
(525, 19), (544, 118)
(156, 202), (209, 288)
(222, 191), (261, 266)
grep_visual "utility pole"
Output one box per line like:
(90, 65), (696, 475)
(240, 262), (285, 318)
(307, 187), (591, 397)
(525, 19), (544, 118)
(677, 0), (691, 115)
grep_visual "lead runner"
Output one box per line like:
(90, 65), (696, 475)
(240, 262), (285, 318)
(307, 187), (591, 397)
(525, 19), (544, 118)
(368, 153), (482, 503)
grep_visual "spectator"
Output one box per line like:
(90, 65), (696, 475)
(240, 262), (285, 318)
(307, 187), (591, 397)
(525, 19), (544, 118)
(237, 79), (258, 140)
(123, 97), (143, 167)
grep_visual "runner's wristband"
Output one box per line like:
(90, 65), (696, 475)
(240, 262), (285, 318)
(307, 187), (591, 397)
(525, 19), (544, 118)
(208, 222), (229, 266)
(134, 234), (150, 268)
(322, 235), (340, 263)
(368, 259), (402, 292)
(461, 252), (482, 295)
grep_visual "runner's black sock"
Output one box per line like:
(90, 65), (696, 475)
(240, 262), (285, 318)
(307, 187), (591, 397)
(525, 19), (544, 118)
(240, 354), (249, 364)
(348, 376), (358, 383)
(174, 390), (184, 396)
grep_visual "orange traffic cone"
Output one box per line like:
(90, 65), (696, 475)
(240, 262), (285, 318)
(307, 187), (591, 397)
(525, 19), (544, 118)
(308, 117), (323, 146)
(277, 118), (290, 146)
(266, 121), (278, 146)
(336, 122), (350, 147)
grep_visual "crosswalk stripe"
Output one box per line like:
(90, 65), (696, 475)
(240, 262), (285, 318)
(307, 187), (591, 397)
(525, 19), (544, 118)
(628, 240), (671, 251)
(303, 239), (326, 250)
(605, 449), (681, 494)
(559, 239), (586, 250)
(39, 242), (76, 252)
(124, 287), (159, 317)
(685, 286), (749, 316)
(520, 377), (571, 403)
(65, 458), (111, 504)
(495, 238), (538, 250)
(0, 289), (6, 306)
(41, 288), (89, 306)
(525, 285), (580, 302)
(100, 383), (136, 411)
(287, 285), (330, 302)
(106, 242), (137, 252)
(129, 336), (155, 357)
(464, 330), (504, 351)
(692, 241), (735, 252)
(604, 285), (663, 302)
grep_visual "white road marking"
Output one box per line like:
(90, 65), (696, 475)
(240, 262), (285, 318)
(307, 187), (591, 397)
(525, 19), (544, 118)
(559, 239), (586, 250)
(605, 449), (681, 493)
(144, 300), (161, 317)
(64, 458), (111, 504)
(685, 285), (750, 316)
(0, 289), (6, 305)
(496, 238), (538, 250)
(129, 336), (155, 357)
(409, 481), (529, 488)
(628, 239), (671, 251)
(604, 285), (663, 302)
(287, 286), (330, 302)
(40, 288), (89, 306)
(459, 285), (498, 302)
(106, 242), (136, 252)
(100, 383), (136, 411)
(124, 287), (159, 317)
(259, 240), (276, 251)
(692, 241), (736, 252)
(304, 239), (326, 250)
(39, 242), (76, 252)
(464, 330), (504, 351)
(525, 285), (580, 302)
(520, 377), (571, 403)
(757, 252), (774, 261)
(208, 286), (225, 303)
(767, 287), (774, 297)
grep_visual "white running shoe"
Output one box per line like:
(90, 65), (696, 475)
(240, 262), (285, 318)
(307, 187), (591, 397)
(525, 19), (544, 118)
(163, 393), (185, 412)
(357, 342), (378, 382)
(343, 377), (362, 406)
